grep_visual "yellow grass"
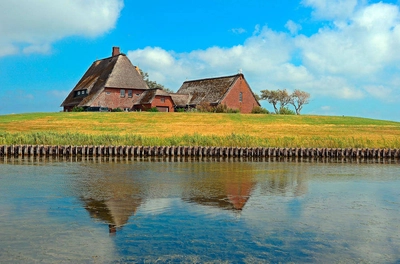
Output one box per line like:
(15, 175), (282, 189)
(1, 112), (400, 148)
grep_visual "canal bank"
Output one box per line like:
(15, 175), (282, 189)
(1, 145), (399, 159)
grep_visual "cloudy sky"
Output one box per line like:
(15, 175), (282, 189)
(1, 0), (400, 121)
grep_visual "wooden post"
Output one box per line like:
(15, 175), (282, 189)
(164, 146), (169, 156)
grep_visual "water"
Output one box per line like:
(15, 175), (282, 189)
(0, 157), (399, 263)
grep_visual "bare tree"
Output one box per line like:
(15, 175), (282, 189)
(290, 89), (310, 115)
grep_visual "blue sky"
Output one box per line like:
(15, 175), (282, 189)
(1, 0), (400, 121)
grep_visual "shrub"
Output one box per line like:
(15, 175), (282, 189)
(214, 104), (228, 113)
(111, 107), (123, 112)
(72, 106), (84, 112)
(278, 107), (296, 115)
(147, 107), (159, 112)
(196, 103), (239, 113)
(227, 108), (240, 113)
(196, 101), (213, 112)
(251, 106), (269, 114)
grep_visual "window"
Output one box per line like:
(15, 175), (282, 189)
(239, 92), (243, 102)
(106, 91), (111, 95)
(74, 90), (88, 97)
(120, 89), (125, 97)
(160, 97), (165, 102)
(128, 90), (133, 98)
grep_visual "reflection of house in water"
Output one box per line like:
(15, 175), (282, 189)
(182, 163), (256, 211)
(82, 196), (142, 234)
(186, 181), (254, 211)
(74, 167), (144, 234)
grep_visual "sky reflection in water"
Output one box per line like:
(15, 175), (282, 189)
(0, 157), (399, 263)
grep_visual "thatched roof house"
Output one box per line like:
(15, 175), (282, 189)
(61, 47), (260, 113)
(175, 73), (260, 113)
(61, 47), (149, 111)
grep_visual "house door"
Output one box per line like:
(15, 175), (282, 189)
(156, 107), (169, 112)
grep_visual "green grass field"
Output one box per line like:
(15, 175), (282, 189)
(0, 112), (399, 148)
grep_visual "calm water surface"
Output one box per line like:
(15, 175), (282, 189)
(0, 157), (399, 263)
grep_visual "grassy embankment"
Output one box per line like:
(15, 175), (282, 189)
(0, 112), (399, 148)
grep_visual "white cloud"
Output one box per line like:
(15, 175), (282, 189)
(301, 0), (359, 20)
(285, 20), (302, 35)
(321, 106), (331, 111)
(0, 0), (123, 56)
(364, 85), (395, 102)
(128, 27), (294, 90)
(230, 28), (246, 34)
(128, 1), (400, 104)
(47, 89), (69, 99)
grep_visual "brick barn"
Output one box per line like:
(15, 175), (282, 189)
(174, 74), (260, 113)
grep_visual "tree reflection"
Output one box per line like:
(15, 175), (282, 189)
(258, 163), (308, 197)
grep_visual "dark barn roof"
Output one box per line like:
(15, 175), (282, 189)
(176, 74), (244, 106)
(170, 93), (192, 107)
(134, 88), (171, 105)
(61, 54), (148, 107)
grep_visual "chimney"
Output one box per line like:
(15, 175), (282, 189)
(112, 46), (120, 56)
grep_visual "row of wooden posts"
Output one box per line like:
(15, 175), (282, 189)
(1, 145), (400, 159)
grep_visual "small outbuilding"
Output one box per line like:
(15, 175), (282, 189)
(133, 88), (175, 112)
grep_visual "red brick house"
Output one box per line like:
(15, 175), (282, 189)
(133, 88), (174, 112)
(174, 74), (260, 113)
(61, 47), (149, 111)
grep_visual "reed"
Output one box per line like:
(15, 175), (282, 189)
(1, 112), (399, 148)
(1, 131), (399, 148)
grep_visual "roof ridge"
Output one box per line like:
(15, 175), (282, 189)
(183, 73), (241, 83)
(94, 53), (126, 63)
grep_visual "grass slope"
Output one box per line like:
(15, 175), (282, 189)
(0, 112), (399, 148)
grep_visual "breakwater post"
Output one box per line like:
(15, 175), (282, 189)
(0, 145), (399, 159)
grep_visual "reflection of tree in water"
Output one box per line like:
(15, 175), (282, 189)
(182, 162), (257, 211)
(73, 164), (144, 234)
(258, 163), (308, 197)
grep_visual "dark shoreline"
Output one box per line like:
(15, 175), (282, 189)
(1, 145), (399, 160)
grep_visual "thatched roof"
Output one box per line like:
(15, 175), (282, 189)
(176, 74), (241, 106)
(170, 93), (192, 107)
(61, 54), (148, 107)
(134, 88), (171, 105)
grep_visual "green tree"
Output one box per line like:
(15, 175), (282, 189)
(254, 93), (261, 101)
(139, 69), (173, 93)
(260, 89), (290, 114)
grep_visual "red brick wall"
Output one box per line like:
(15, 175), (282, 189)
(133, 95), (174, 112)
(151, 95), (174, 112)
(91, 88), (145, 110)
(220, 75), (260, 113)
